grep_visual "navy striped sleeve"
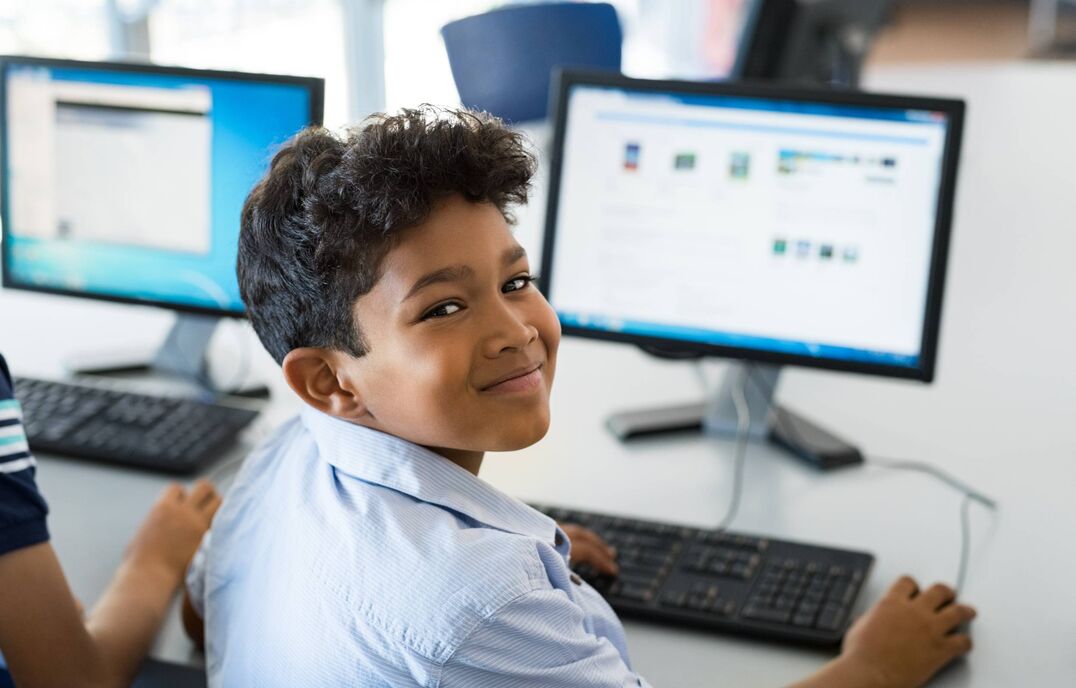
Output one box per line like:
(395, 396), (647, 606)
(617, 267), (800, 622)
(0, 354), (49, 556)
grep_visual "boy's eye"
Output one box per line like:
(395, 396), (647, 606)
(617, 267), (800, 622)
(422, 302), (462, 320)
(503, 274), (538, 293)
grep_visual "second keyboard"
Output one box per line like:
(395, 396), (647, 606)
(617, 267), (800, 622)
(533, 504), (874, 647)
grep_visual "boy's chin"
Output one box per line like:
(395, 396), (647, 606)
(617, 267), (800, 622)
(488, 416), (551, 452)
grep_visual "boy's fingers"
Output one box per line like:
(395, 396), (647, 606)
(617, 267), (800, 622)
(571, 541), (619, 575)
(189, 479), (217, 507)
(573, 527), (617, 558)
(203, 493), (223, 519)
(162, 483), (185, 502)
(935, 603), (976, 632)
(919, 583), (957, 611)
(946, 633), (973, 656)
(887, 575), (919, 599)
(560, 523), (617, 558)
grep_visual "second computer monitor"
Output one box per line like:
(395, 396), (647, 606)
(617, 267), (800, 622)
(541, 71), (964, 382)
(0, 56), (323, 317)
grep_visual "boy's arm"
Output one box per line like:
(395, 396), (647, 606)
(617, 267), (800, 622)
(0, 482), (220, 688)
(790, 576), (976, 688)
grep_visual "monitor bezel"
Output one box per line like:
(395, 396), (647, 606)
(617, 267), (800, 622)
(540, 69), (964, 382)
(0, 54), (325, 319)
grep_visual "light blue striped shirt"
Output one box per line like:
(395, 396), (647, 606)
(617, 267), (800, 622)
(187, 406), (651, 687)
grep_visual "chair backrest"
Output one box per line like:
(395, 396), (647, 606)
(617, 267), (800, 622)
(441, 2), (622, 124)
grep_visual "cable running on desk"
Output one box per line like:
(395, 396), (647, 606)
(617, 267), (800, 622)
(739, 364), (997, 594)
(693, 362), (751, 532)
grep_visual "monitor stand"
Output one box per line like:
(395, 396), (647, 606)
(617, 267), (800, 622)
(606, 361), (863, 471)
(67, 313), (270, 399)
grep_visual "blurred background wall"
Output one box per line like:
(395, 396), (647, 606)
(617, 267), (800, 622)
(0, 0), (1065, 129)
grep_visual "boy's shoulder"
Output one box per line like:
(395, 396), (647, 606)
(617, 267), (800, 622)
(200, 411), (563, 665)
(343, 502), (555, 660)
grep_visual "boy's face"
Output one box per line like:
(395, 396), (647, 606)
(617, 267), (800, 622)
(344, 195), (560, 457)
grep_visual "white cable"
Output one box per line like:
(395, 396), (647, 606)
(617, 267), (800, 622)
(716, 365), (751, 531)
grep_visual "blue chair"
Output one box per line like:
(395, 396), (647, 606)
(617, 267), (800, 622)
(441, 2), (622, 124)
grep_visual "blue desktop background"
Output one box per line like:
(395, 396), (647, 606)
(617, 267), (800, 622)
(4, 65), (315, 313)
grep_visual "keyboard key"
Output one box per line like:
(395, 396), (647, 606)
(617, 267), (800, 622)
(617, 584), (655, 603)
(829, 582), (856, 606)
(774, 595), (796, 610)
(792, 612), (816, 627)
(816, 604), (847, 632)
(743, 605), (792, 624)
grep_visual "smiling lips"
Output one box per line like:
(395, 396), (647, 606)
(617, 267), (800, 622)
(480, 363), (543, 393)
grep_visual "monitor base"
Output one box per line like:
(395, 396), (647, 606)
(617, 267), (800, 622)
(606, 362), (862, 471)
(67, 314), (270, 399)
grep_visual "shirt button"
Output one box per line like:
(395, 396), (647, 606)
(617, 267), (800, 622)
(570, 573), (583, 586)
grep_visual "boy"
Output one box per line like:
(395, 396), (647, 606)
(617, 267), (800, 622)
(0, 351), (221, 688)
(184, 107), (975, 687)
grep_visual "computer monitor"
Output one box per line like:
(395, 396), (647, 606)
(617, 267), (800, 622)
(732, 0), (892, 88)
(0, 56), (323, 387)
(541, 70), (964, 449)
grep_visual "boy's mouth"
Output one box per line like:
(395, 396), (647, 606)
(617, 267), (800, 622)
(479, 363), (544, 393)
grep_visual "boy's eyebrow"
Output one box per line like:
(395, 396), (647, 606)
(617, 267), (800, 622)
(503, 245), (527, 265)
(404, 265), (473, 301)
(403, 246), (528, 302)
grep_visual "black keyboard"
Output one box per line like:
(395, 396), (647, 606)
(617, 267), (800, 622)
(14, 377), (259, 475)
(533, 504), (874, 647)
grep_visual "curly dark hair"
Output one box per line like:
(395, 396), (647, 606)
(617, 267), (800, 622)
(237, 106), (537, 364)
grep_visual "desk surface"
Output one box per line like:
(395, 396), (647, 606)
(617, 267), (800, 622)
(4, 62), (1076, 687)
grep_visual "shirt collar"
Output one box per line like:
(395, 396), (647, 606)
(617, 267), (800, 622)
(300, 406), (558, 544)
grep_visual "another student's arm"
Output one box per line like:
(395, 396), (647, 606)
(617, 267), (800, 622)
(0, 481), (220, 688)
(790, 576), (975, 688)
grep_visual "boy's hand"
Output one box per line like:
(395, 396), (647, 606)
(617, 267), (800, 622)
(124, 480), (222, 585)
(559, 523), (619, 576)
(839, 576), (976, 688)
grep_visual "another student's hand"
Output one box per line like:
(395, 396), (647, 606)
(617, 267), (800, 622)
(123, 480), (222, 586)
(559, 523), (619, 576)
(838, 576), (976, 688)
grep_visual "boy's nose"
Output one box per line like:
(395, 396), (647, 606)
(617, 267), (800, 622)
(483, 307), (539, 357)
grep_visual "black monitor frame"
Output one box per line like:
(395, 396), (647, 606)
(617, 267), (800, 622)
(540, 69), (965, 383)
(0, 55), (325, 319)
(732, 0), (892, 88)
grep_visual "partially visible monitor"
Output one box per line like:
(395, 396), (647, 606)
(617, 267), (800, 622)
(0, 56), (323, 317)
(732, 0), (892, 88)
(542, 70), (964, 439)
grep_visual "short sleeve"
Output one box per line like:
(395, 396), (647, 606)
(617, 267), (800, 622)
(0, 354), (49, 557)
(185, 529), (212, 618)
(439, 588), (652, 688)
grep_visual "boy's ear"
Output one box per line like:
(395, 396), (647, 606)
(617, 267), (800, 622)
(281, 348), (369, 421)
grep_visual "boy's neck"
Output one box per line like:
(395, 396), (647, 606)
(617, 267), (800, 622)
(426, 446), (484, 476)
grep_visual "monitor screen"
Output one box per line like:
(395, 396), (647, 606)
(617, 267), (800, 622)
(542, 72), (963, 380)
(1, 57), (323, 316)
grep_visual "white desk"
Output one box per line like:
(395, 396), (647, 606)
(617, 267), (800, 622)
(3, 62), (1075, 686)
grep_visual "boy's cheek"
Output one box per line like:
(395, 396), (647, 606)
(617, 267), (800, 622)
(536, 299), (562, 349)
